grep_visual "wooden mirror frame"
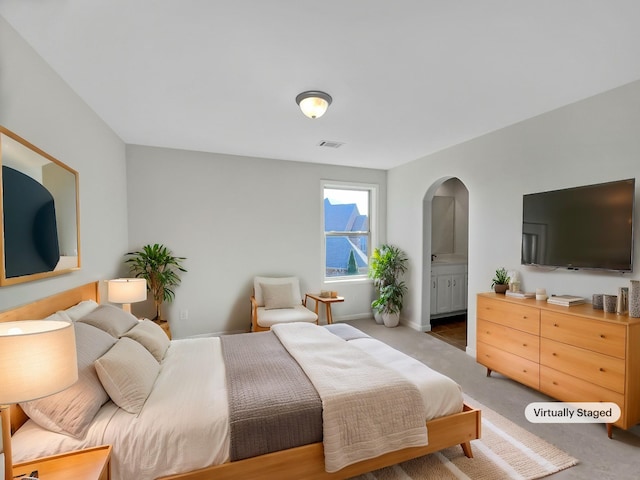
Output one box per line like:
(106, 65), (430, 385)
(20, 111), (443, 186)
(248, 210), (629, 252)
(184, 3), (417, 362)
(0, 126), (81, 286)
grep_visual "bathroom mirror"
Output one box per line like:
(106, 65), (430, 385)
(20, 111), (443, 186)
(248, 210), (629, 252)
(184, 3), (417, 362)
(0, 126), (80, 286)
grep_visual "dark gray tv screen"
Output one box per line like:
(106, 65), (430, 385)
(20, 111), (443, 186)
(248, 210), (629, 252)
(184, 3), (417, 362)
(522, 178), (635, 272)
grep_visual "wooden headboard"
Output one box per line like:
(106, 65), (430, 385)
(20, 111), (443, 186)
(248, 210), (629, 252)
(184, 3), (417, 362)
(0, 281), (100, 433)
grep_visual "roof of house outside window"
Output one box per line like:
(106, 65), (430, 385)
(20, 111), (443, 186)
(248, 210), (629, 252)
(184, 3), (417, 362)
(324, 199), (368, 272)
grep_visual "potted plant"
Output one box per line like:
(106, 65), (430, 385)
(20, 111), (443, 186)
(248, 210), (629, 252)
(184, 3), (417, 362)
(368, 244), (408, 327)
(125, 243), (187, 320)
(491, 267), (510, 294)
(371, 281), (408, 327)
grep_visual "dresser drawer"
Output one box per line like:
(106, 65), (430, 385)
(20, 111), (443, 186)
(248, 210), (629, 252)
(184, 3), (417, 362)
(477, 296), (540, 335)
(477, 341), (539, 389)
(540, 338), (625, 394)
(541, 311), (625, 358)
(540, 366), (625, 426)
(477, 318), (540, 363)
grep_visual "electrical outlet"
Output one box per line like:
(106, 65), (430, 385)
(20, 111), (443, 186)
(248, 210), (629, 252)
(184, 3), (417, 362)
(179, 309), (188, 321)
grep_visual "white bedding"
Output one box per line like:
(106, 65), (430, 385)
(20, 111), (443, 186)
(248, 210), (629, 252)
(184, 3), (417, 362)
(272, 323), (428, 473)
(13, 338), (230, 480)
(12, 328), (463, 480)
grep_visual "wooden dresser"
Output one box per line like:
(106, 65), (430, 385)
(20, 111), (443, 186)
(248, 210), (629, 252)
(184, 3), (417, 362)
(476, 292), (640, 435)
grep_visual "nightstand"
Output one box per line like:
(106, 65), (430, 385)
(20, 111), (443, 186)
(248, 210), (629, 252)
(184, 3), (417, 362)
(304, 293), (345, 325)
(13, 445), (111, 480)
(154, 319), (172, 339)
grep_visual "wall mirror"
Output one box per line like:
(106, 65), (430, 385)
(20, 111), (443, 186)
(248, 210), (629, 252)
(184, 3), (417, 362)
(0, 126), (80, 286)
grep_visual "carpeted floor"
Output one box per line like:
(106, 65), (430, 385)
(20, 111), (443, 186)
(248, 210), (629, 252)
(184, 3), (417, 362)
(351, 395), (578, 480)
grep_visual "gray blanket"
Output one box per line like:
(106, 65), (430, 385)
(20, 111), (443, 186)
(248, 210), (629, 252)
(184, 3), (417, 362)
(220, 331), (323, 461)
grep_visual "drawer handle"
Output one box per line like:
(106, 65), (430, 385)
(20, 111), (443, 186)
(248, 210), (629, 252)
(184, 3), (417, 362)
(522, 343), (527, 347)
(523, 316), (528, 319)
(523, 369), (527, 373)
(599, 368), (605, 372)
(552, 381), (558, 385)
(600, 334), (606, 339)
(552, 352), (557, 356)
(553, 323), (558, 327)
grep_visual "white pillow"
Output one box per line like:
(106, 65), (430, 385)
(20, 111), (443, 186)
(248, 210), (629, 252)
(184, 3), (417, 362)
(79, 304), (138, 337)
(261, 282), (296, 309)
(44, 311), (73, 323)
(20, 322), (116, 438)
(95, 337), (160, 414)
(64, 300), (99, 321)
(122, 319), (170, 362)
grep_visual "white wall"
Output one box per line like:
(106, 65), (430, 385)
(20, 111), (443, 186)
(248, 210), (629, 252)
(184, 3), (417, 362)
(0, 17), (129, 309)
(388, 80), (640, 354)
(126, 145), (386, 338)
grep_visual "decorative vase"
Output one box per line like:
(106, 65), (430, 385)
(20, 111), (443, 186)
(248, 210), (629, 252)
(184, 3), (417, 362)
(603, 294), (617, 313)
(592, 294), (603, 310)
(494, 284), (508, 294)
(382, 311), (400, 328)
(629, 280), (640, 318)
(373, 310), (383, 325)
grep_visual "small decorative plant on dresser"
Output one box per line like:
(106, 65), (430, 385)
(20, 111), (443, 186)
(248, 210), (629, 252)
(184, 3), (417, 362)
(491, 267), (510, 294)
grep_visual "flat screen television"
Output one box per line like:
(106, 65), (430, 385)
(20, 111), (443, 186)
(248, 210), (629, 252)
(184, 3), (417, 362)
(521, 178), (635, 272)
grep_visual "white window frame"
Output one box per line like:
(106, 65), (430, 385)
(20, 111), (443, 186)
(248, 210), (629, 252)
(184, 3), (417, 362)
(321, 180), (378, 284)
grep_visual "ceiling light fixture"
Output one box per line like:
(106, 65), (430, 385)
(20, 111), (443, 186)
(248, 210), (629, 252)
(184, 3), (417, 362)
(296, 91), (332, 119)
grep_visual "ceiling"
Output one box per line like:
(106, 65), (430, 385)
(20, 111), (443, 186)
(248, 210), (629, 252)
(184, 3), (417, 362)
(2, 1), (640, 170)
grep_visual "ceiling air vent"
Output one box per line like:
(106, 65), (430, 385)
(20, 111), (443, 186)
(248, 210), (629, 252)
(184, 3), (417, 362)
(317, 140), (344, 149)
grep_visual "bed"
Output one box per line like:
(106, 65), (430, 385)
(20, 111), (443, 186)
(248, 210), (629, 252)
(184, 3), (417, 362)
(2, 282), (481, 480)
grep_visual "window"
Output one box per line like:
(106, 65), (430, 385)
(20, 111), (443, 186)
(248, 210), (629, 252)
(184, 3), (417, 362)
(322, 182), (377, 281)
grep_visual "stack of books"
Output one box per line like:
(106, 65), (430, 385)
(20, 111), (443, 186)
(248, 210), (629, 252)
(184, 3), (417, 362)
(547, 295), (585, 306)
(505, 290), (535, 299)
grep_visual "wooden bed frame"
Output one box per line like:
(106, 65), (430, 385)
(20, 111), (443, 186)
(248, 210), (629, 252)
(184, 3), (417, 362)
(1, 281), (481, 480)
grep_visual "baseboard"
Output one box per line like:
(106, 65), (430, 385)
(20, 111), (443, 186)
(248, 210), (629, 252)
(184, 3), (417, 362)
(401, 317), (429, 332)
(332, 312), (373, 322)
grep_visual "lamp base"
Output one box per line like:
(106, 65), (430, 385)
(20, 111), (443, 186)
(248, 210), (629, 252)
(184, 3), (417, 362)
(1, 405), (13, 480)
(122, 303), (132, 314)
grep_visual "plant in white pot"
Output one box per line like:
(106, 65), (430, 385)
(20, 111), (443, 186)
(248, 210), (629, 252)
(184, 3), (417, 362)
(369, 244), (408, 327)
(372, 281), (407, 327)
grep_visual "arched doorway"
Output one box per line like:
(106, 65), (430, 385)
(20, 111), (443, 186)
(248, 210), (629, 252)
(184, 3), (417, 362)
(421, 177), (469, 350)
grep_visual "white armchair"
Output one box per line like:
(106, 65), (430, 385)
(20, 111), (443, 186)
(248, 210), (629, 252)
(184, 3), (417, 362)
(250, 276), (318, 332)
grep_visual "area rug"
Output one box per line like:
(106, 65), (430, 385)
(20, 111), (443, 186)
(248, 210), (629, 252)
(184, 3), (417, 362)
(351, 395), (578, 480)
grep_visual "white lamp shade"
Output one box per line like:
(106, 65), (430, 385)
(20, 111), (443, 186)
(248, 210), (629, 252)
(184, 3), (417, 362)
(108, 278), (147, 304)
(0, 320), (78, 404)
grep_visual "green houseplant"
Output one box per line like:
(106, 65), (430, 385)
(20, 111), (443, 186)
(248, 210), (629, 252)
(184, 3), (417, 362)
(491, 267), (510, 294)
(125, 243), (187, 320)
(368, 244), (408, 327)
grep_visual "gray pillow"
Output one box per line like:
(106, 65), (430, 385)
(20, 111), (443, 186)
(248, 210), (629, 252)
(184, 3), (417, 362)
(78, 304), (138, 337)
(20, 322), (116, 438)
(122, 319), (170, 362)
(95, 337), (160, 414)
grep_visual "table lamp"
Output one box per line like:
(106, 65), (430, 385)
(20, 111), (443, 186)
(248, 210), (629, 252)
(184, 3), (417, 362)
(107, 278), (147, 313)
(0, 320), (78, 480)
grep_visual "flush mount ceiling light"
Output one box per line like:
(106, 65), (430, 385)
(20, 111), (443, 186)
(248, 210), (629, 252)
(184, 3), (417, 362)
(295, 91), (332, 119)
